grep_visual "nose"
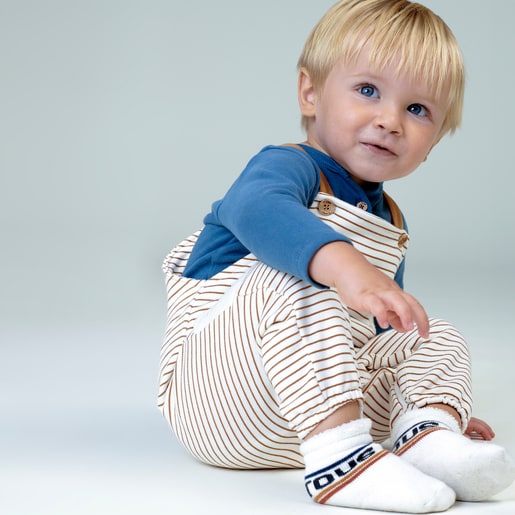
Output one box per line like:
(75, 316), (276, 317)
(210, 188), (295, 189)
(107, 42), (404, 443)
(374, 105), (403, 135)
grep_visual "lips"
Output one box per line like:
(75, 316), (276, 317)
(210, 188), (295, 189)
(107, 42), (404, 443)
(362, 142), (397, 156)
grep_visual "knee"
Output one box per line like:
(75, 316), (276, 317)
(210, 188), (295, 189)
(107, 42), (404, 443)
(427, 318), (470, 356)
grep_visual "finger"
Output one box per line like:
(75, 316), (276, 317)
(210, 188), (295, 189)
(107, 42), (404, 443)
(382, 294), (416, 334)
(365, 292), (428, 337)
(404, 294), (429, 338)
(365, 296), (392, 331)
(367, 295), (416, 334)
(384, 311), (409, 334)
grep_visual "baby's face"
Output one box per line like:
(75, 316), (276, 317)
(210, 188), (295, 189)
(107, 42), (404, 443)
(301, 51), (448, 185)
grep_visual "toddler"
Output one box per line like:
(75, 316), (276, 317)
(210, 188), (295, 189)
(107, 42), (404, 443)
(158, 0), (514, 512)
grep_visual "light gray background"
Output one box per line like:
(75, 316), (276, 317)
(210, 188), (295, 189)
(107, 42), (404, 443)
(1, 1), (514, 514)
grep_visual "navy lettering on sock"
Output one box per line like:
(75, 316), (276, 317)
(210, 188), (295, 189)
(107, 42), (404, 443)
(305, 444), (377, 497)
(392, 420), (440, 453)
(313, 474), (335, 490)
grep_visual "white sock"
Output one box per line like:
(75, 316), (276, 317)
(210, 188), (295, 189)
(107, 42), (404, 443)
(392, 407), (515, 501)
(300, 418), (455, 513)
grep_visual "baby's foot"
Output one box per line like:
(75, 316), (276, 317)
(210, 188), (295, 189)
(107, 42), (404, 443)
(301, 418), (455, 512)
(393, 407), (515, 501)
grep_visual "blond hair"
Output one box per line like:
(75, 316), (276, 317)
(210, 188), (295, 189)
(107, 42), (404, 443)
(297, 0), (464, 139)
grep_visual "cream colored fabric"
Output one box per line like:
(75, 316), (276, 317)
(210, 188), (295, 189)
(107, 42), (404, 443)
(158, 193), (472, 469)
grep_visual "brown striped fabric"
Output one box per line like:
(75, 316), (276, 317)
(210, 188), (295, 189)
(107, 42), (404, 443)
(158, 193), (472, 469)
(356, 318), (472, 441)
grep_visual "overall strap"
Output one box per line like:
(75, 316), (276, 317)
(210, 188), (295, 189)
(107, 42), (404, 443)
(382, 191), (404, 230)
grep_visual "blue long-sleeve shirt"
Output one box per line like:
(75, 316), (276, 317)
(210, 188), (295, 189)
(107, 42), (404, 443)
(183, 144), (406, 289)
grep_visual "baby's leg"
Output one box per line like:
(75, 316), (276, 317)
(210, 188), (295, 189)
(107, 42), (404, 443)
(165, 262), (455, 511)
(262, 292), (455, 513)
(356, 318), (473, 439)
(358, 319), (515, 500)
(163, 260), (365, 469)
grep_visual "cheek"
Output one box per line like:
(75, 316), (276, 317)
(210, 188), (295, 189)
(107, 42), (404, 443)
(423, 138), (439, 159)
(412, 128), (439, 157)
(324, 107), (359, 135)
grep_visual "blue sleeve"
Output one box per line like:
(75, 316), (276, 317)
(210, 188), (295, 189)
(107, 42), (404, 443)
(211, 145), (351, 284)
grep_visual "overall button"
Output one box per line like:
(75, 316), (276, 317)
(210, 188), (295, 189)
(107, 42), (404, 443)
(318, 199), (336, 215)
(357, 201), (368, 210)
(398, 233), (409, 247)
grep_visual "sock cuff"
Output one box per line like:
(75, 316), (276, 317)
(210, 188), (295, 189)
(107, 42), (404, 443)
(395, 407), (461, 436)
(300, 418), (372, 457)
(391, 407), (461, 455)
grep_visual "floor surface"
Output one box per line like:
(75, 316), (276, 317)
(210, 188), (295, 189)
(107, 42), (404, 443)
(2, 269), (514, 515)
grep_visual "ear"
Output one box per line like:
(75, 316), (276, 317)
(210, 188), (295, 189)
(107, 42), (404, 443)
(298, 67), (317, 118)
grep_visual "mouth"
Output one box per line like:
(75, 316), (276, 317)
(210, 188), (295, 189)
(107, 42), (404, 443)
(362, 142), (397, 157)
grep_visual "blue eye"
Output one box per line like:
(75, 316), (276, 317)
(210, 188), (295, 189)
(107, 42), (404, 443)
(408, 103), (427, 116)
(359, 85), (378, 98)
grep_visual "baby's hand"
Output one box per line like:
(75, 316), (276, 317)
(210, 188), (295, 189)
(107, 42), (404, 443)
(352, 285), (429, 338)
(465, 417), (495, 440)
(309, 241), (429, 338)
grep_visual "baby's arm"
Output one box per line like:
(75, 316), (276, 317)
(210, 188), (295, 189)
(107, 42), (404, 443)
(309, 241), (429, 338)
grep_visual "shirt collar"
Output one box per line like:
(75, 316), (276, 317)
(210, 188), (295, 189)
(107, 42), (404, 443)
(298, 144), (384, 212)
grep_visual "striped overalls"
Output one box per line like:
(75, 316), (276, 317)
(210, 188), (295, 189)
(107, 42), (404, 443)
(158, 190), (473, 469)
